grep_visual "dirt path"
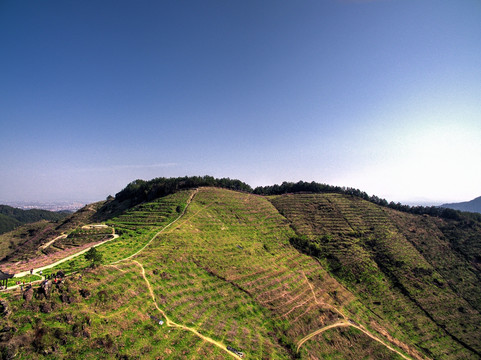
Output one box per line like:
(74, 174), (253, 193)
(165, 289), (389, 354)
(348, 322), (413, 360)
(297, 320), (350, 351)
(40, 234), (67, 250)
(5, 189), (197, 290)
(0, 188), (418, 359)
(133, 260), (242, 359)
(302, 271), (346, 320)
(296, 319), (413, 360)
(114, 189), (198, 263)
(12, 234), (119, 279)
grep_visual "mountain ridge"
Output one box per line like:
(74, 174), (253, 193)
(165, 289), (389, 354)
(0, 204), (69, 235)
(442, 196), (481, 214)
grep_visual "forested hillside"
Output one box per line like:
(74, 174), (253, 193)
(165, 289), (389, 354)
(0, 205), (69, 235)
(0, 213), (20, 235)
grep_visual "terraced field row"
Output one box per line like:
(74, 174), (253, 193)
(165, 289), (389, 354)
(111, 193), (189, 229)
(132, 189), (294, 358)
(270, 193), (398, 238)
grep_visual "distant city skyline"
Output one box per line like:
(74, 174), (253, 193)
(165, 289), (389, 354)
(1, 0), (481, 205)
(1, 200), (87, 212)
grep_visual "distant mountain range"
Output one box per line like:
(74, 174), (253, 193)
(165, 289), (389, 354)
(0, 205), (70, 234)
(441, 196), (481, 214)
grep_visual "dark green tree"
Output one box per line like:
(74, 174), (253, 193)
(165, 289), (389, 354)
(84, 247), (102, 267)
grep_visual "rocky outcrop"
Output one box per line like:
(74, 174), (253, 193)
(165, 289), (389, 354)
(37, 280), (52, 300)
(23, 287), (34, 302)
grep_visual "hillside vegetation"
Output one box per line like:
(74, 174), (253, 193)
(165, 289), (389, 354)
(1, 178), (480, 359)
(270, 193), (481, 359)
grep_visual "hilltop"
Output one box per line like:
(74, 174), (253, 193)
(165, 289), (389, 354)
(0, 177), (480, 359)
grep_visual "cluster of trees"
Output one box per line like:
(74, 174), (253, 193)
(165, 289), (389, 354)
(115, 176), (252, 205)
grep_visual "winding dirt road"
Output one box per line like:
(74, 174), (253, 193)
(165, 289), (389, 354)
(297, 320), (350, 351)
(3, 188), (417, 360)
(296, 319), (413, 360)
(39, 234), (67, 250)
(13, 233), (119, 279)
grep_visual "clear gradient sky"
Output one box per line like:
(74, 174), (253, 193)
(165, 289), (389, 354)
(1, 0), (481, 204)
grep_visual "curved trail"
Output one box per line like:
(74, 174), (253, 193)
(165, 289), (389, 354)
(297, 320), (413, 360)
(2, 232), (119, 292)
(348, 323), (413, 360)
(297, 320), (350, 351)
(13, 234), (119, 279)
(296, 268), (415, 359)
(9, 234), (119, 289)
(114, 189), (198, 264)
(107, 189), (242, 358)
(40, 234), (67, 250)
(5, 190), (197, 289)
(133, 260), (241, 359)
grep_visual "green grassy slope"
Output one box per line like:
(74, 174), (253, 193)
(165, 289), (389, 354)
(270, 193), (481, 359)
(1, 188), (421, 359)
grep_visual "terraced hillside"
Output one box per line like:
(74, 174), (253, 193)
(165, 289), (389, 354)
(0, 202), (104, 266)
(38, 190), (194, 277)
(0, 188), (426, 359)
(270, 193), (481, 359)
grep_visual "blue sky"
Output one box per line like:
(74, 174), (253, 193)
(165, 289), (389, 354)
(1, 0), (481, 204)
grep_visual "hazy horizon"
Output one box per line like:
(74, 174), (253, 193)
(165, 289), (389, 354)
(0, 175), (472, 208)
(2, 1), (480, 205)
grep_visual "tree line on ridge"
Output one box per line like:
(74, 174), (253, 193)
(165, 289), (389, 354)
(112, 177), (481, 222)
